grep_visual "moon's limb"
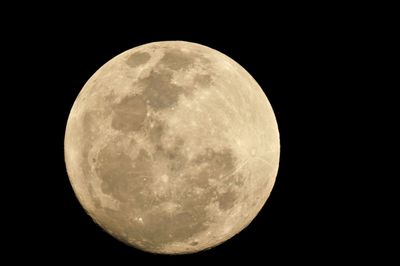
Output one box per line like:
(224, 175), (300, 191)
(64, 41), (280, 254)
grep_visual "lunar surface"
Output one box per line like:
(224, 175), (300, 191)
(64, 41), (280, 254)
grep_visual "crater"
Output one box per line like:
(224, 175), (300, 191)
(160, 49), (194, 70)
(95, 144), (152, 204)
(147, 120), (186, 172)
(81, 111), (101, 177)
(217, 189), (238, 211)
(194, 74), (212, 87)
(148, 120), (164, 144)
(82, 111), (98, 136)
(97, 151), (134, 200)
(111, 95), (147, 132)
(137, 207), (208, 248)
(193, 148), (236, 186)
(96, 205), (138, 242)
(177, 147), (244, 217)
(126, 52), (151, 67)
(88, 185), (101, 209)
(139, 70), (184, 110)
(179, 148), (239, 211)
(165, 139), (187, 173)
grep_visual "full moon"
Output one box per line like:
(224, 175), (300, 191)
(64, 41), (280, 254)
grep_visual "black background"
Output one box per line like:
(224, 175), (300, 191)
(7, 4), (389, 264)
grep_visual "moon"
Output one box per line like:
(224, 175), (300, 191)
(64, 41), (280, 254)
